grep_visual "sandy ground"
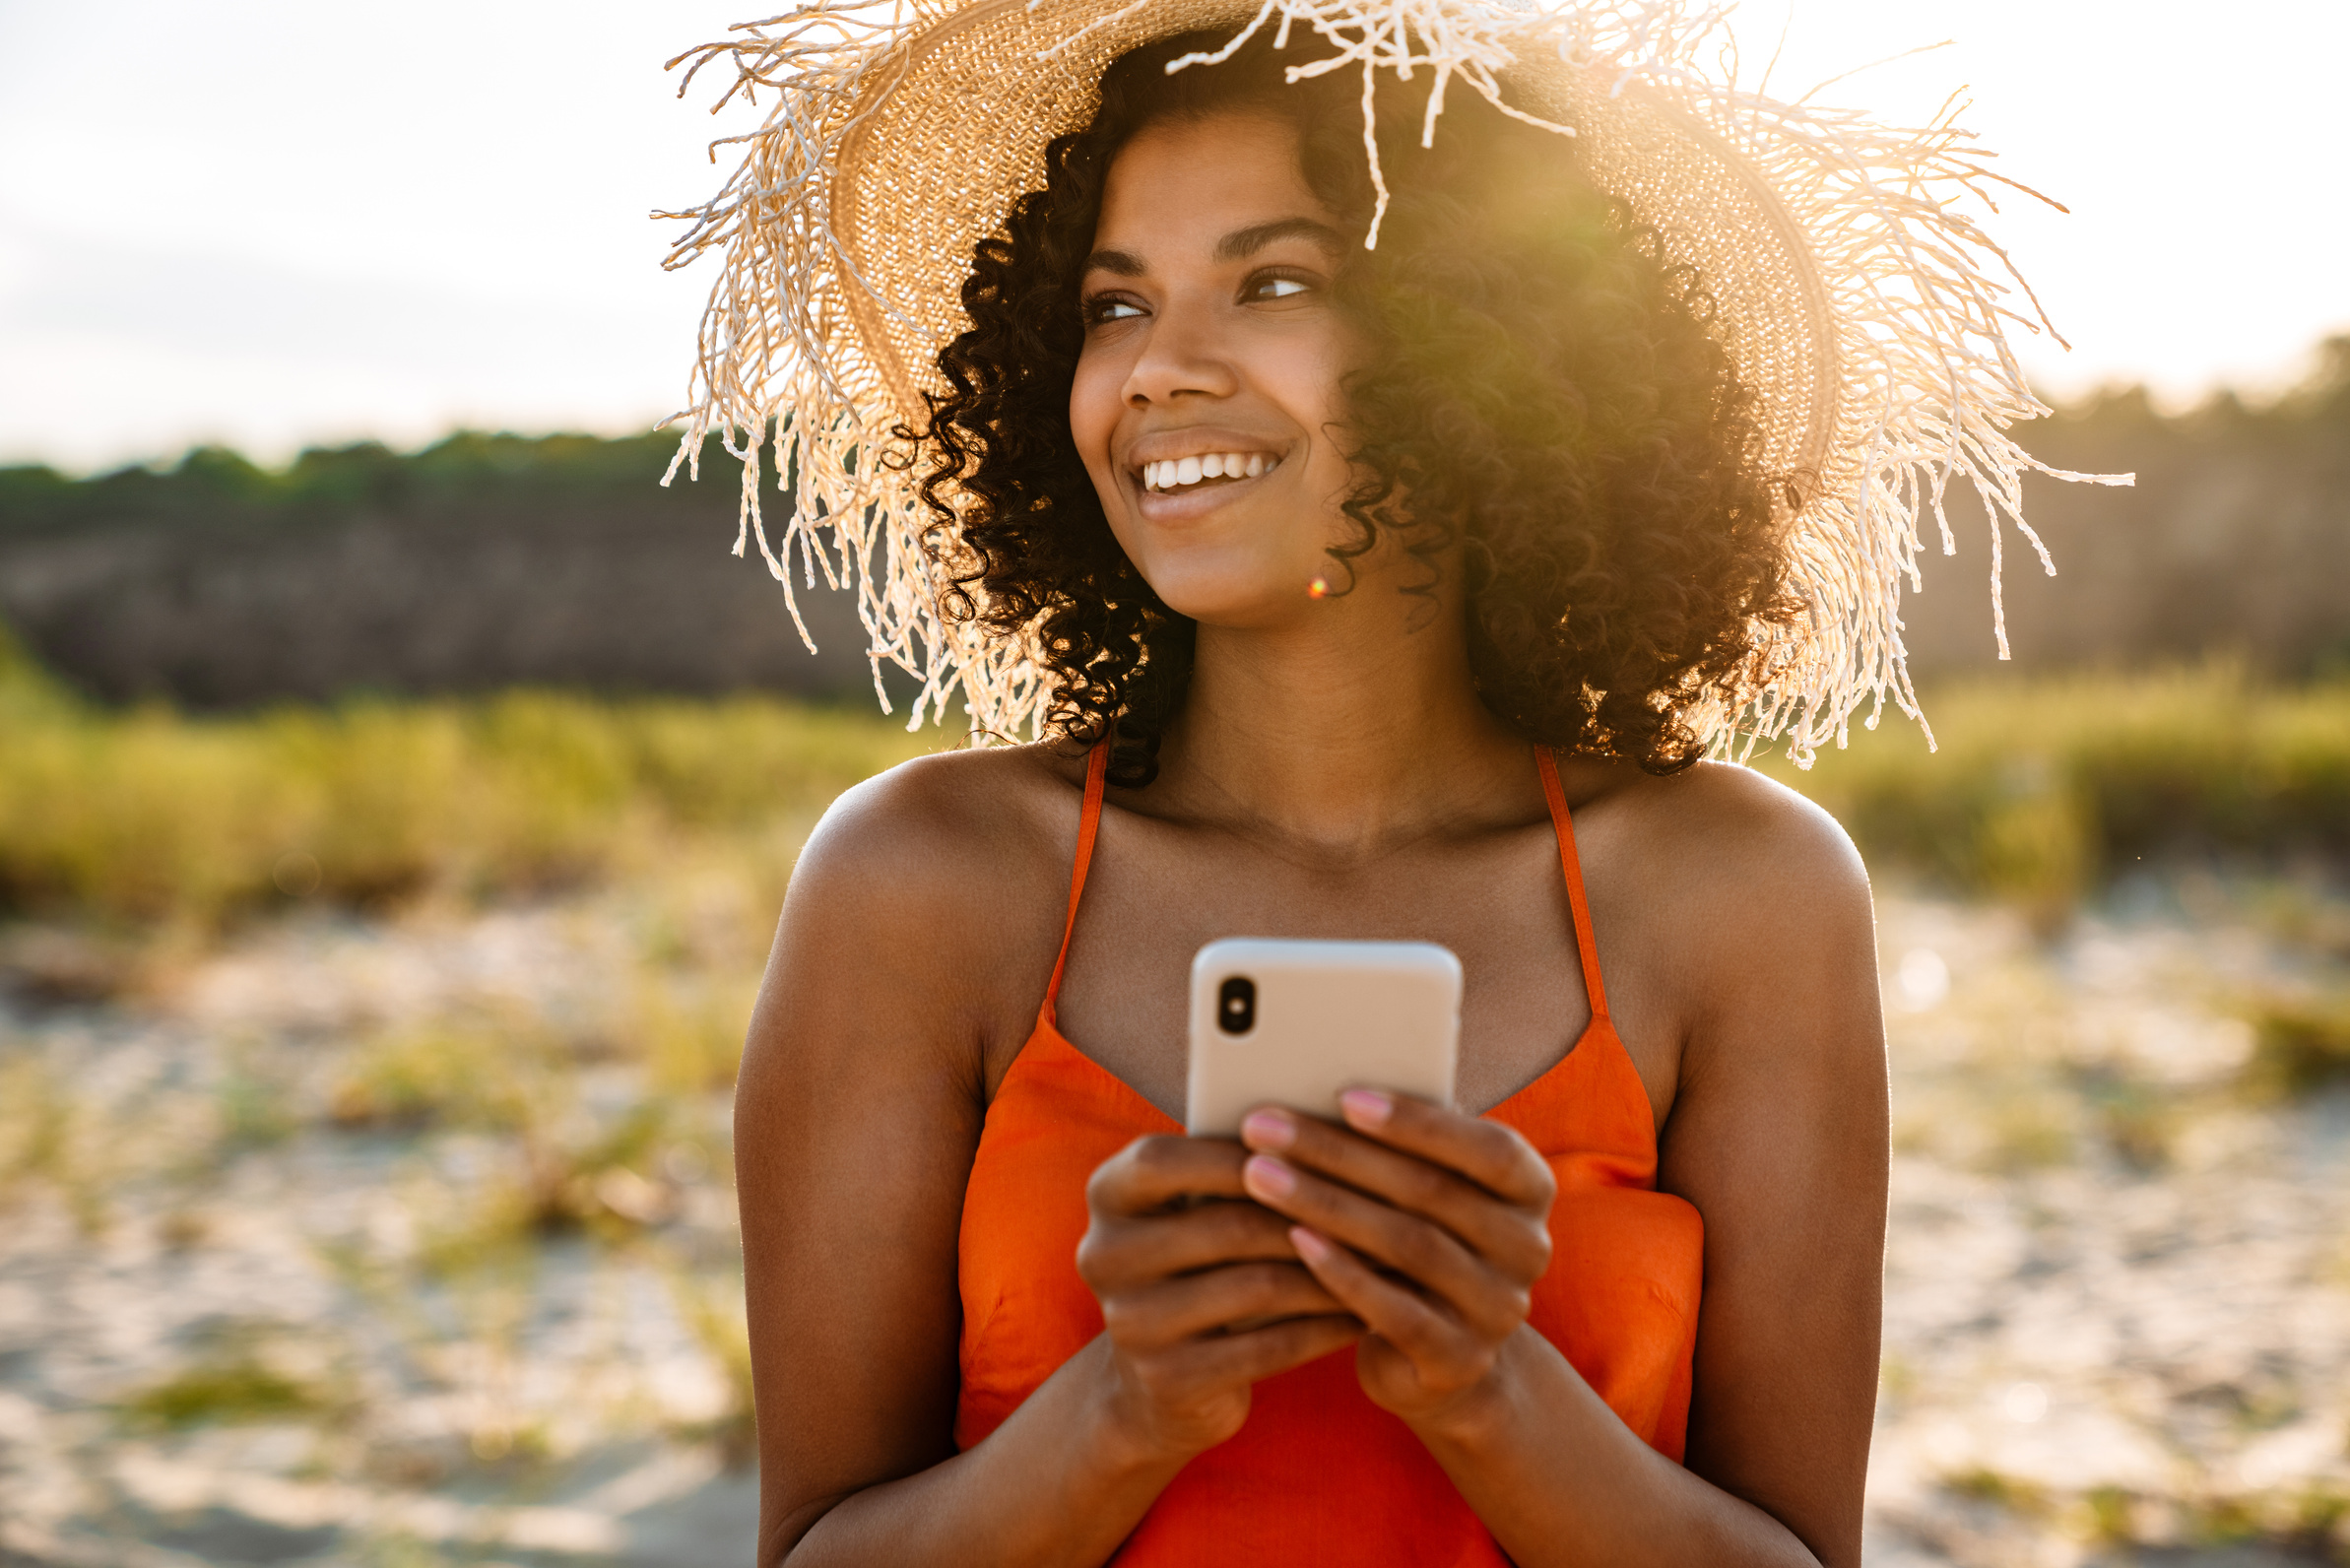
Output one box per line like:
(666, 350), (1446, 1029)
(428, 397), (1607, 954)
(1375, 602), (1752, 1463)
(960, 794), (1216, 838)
(1, 879), (2345, 1566)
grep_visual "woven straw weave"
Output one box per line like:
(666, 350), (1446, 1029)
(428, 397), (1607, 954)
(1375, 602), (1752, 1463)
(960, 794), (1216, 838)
(658, 0), (2128, 760)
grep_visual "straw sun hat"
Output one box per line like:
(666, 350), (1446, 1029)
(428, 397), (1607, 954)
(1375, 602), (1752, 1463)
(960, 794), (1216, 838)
(656, 0), (2125, 761)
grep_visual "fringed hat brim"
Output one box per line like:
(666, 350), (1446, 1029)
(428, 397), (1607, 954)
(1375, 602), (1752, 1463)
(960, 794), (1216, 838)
(657, 0), (2130, 761)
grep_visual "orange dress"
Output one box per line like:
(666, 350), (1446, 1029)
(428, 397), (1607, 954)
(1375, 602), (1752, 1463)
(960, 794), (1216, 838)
(954, 747), (1704, 1564)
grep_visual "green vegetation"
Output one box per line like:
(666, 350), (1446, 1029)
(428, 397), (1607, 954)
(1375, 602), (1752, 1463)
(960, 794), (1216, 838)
(4, 621), (2348, 934)
(0, 429), (703, 537)
(1762, 665), (2350, 928)
(1946, 1470), (2350, 1558)
(0, 627), (935, 928)
(0, 1056), (114, 1233)
(1938, 1464), (2056, 1517)
(2242, 996), (2350, 1099)
(327, 1022), (550, 1133)
(3, 623), (2341, 1526)
(122, 1351), (335, 1430)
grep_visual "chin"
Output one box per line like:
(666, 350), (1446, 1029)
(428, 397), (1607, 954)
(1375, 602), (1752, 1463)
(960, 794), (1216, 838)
(1115, 522), (1314, 625)
(1140, 564), (1307, 629)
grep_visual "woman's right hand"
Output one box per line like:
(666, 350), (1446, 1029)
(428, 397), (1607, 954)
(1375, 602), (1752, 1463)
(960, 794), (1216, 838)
(1077, 1134), (1366, 1461)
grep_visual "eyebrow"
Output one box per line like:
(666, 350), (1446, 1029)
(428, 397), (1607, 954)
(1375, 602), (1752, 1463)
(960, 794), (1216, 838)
(1213, 217), (1344, 262)
(1080, 216), (1346, 278)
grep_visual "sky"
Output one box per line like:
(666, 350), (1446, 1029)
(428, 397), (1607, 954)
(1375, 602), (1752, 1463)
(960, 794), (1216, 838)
(2, 0), (2345, 473)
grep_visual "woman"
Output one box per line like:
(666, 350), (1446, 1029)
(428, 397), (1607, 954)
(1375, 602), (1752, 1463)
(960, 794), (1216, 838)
(663, 4), (2074, 1564)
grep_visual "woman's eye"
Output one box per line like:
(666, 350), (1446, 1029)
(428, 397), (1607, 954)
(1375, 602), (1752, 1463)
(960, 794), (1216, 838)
(1085, 296), (1145, 324)
(1247, 274), (1314, 302)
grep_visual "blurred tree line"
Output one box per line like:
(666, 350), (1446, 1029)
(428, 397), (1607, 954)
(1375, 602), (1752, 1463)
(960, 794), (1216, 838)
(1898, 336), (2350, 677)
(0, 431), (874, 706)
(0, 430), (685, 533)
(1, 338), (2345, 707)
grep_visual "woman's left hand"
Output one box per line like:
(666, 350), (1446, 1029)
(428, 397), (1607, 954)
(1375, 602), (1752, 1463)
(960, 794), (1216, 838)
(1238, 1090), (1557, 1434)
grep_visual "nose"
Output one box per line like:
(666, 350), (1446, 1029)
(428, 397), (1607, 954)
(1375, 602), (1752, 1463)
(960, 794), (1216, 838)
(1120, 291), (1239, 409)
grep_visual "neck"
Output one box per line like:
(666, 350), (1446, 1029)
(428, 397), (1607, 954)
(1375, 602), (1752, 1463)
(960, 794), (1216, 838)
(1154, 582), (1533, 855)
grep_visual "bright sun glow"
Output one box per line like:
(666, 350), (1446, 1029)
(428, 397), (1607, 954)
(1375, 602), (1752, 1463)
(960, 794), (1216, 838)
(0, 0), (2343, 471)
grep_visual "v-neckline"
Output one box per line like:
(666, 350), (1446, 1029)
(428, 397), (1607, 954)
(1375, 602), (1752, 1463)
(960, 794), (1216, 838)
(1019, 744), (1646, 1144)
(1025, 1005), (1609, 1135)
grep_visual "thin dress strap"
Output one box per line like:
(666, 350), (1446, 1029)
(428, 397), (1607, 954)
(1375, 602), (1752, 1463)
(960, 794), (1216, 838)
(1534, 747), (1611, 1021)
(1041, 744), (1110, 1021)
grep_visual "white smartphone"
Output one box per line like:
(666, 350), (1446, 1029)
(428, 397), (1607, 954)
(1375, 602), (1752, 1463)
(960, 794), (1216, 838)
(1185, 938), (1463, 1138)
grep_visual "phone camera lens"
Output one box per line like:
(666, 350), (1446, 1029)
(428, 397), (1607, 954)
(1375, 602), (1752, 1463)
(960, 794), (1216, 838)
(1216, 976), (1256, 1035)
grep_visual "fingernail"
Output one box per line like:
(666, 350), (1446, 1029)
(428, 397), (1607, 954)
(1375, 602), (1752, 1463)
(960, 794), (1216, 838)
(1289, 1225), (1332, 1263)
(1244, 1154), (1295, 1201)
(1240, 1109), (1294, 1150)
(1338, 1088), (1393, 1129)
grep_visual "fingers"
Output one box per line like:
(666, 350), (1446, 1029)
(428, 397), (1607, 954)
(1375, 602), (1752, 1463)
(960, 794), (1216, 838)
(1238, 1103), (1554, 1283)
(1185, 1311), (1365, 1384)
(1241, 1150), (1528, 1340)
(1080, 1192), (1301, 1288)
(1079, 1136), (1368, 1463)
(1081, 1137), (1302, 1303)
(1086, 1135), (1249, 1217)
(1079, 1135), (1347, 1340)
(1287, 1224), (1465, 1365)
(1095, 1260), (1355, 1349)
(1124, 1310), (1366, 1406)
(1336, 1091), (1557, 1213)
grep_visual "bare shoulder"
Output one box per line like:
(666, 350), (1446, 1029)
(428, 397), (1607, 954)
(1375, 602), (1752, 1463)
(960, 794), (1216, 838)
(1611, 759), (1868, 911)
(789, 741), (1084, 916)
(1582, 758), (1877, 1042)
(761, 741), (1091, 1061)
(1598, 761), (1870, 921)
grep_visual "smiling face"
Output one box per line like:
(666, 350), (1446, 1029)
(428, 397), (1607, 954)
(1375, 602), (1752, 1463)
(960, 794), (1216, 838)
(923, 33), (1785, 779)
(1069, 110), (1366, 628)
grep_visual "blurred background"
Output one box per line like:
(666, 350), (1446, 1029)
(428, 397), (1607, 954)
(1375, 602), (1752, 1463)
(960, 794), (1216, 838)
(1, 2), (2346, 1565)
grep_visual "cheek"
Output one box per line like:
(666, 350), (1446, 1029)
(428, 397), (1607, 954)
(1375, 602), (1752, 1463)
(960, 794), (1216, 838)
(1265, 335), (1357, 484)
(1315, 353), (1359, 445)
(1068, 351), (1125, 486)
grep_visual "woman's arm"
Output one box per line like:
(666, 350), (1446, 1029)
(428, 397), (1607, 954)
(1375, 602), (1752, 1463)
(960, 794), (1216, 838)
(1236, 775), (1888, 1567)
(1648, 783), (1889, 1565)
(738, 758), (1359, 1568)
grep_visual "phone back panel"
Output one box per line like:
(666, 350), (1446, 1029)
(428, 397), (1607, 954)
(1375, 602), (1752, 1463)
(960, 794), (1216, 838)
(1185, 938), (1462, 1137)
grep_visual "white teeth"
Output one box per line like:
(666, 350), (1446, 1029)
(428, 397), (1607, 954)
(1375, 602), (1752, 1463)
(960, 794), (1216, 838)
(1142, 451), (1277, 491)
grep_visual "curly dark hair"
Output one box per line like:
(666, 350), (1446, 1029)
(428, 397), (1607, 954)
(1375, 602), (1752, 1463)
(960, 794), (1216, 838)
(911, 33), (1796, 786)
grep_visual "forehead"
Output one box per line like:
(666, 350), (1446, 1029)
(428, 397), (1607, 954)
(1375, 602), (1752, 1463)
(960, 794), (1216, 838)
(1091, 109), (1330, 255)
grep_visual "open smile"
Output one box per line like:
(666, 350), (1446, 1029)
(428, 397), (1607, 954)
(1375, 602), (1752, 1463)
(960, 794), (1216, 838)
(1136, 449), (1282, 494)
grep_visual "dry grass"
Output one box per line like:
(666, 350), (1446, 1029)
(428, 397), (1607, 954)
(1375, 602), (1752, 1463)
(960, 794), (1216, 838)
(0, 628), (938, 929)
(8, 631), (2344, 941)
(1761, 664), (2350, 932)
(121, 1352), (338, 1432)
(1932, 1468), (2350, 1559)
(3, 692), (2342, 1562)
(2242, 995), (2350, 1099)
